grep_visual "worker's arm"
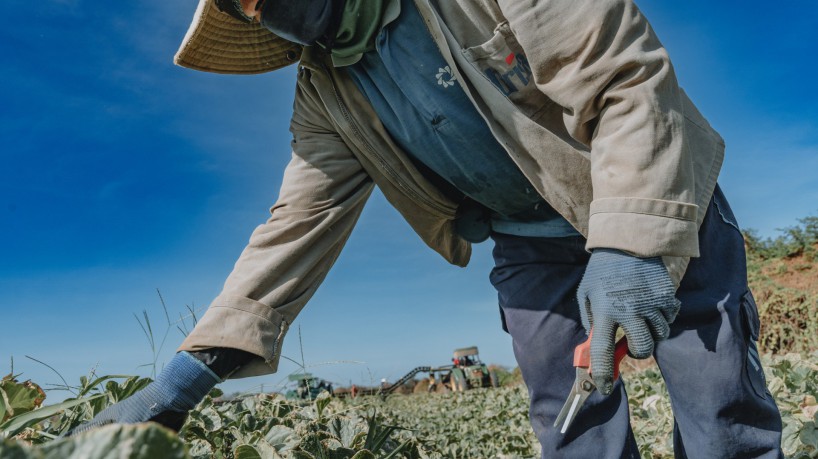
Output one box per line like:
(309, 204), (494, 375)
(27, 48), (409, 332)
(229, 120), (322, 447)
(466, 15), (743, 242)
(497, 0), (698, 258)
(178, 77), (374, 377)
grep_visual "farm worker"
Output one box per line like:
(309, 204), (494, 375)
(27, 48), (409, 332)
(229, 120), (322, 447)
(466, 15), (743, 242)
(71, 0), (784, 456)
(427, 375), (436, 393)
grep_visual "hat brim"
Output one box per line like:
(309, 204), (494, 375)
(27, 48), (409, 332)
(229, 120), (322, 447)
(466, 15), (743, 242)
(175, 0), (302, 75)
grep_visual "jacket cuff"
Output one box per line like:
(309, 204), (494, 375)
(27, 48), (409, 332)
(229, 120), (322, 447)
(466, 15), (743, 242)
(586, 198), (700, 258)
(178, 295), (289, 379)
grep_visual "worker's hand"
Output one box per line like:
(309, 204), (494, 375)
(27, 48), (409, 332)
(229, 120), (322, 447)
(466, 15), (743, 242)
(577, 249), (680, 395)
(65, 352), (220, 437)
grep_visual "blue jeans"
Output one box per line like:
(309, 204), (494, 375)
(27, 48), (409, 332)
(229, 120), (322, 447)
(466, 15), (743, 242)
(489, 187), (783, 458)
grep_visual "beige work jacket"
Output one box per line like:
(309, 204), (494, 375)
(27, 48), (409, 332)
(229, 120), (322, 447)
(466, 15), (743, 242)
(180, 0), (725, 377)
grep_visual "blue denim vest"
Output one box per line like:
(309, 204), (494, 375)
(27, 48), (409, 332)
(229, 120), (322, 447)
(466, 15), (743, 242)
(345, 0), (578, 241)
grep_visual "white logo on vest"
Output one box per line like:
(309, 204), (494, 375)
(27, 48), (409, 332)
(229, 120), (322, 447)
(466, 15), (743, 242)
(436, 66), (456, 88)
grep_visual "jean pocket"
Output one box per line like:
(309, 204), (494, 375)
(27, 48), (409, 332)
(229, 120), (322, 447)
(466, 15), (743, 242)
(740, 291), (768, 399)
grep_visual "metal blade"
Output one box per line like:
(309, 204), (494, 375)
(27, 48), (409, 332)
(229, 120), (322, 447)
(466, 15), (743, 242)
(553, 368), (595, 434)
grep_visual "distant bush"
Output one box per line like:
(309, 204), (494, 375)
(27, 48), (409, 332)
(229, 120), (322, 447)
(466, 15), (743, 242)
(745, 214), (818, 354)
(487, 364), (522, 387)
(745, 216), (818, 261)
(751, 280), (818, 354)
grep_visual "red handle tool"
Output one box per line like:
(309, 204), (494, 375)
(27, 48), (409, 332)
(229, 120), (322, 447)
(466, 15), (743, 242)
(573, 330), (629, 379)
(554, 331), (629, 434)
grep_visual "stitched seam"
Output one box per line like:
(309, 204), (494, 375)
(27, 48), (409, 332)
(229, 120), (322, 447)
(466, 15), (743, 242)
(590, 209), (696, 222)
(270, 319), (290, 365)
(713, 197), (741, 233)
(210, 304), (280, 325)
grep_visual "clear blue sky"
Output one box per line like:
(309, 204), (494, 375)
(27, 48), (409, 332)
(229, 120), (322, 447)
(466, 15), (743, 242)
(2, 1), (817, 401)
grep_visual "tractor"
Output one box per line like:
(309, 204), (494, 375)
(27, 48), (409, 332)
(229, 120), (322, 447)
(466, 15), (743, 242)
(285, 373), (334, 400)
(382, 346), (500, 395)
(447, 346), (499, 391)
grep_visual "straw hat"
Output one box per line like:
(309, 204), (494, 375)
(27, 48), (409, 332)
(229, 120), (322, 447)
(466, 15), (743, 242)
(174, 0), (303, 74)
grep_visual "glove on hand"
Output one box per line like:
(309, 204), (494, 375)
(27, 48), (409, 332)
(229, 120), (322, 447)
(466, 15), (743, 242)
(66, 351), (220, 436)
(577, 249), (681, 395)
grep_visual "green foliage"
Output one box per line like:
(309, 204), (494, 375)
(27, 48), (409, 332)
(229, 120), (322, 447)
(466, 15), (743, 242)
(750, 276), (818, 354)
(0, 374), (152, 442)
(1, 395), (102, 439)
(0, 424), (187, 458)
(1, 353), (818, 457)
(0, 375), (45, 424)
(361, 386), (538, 458)
(766, 353), (818, 457)
(627, 366), (674, 457)
(181, 391), (423, 459)
(742, 215), (818, 354)
(744, 215), (818, 261)
(486, 365), (521, 387)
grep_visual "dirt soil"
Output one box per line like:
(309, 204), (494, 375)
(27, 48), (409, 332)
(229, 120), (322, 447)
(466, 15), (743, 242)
(762, 251), (818, 294)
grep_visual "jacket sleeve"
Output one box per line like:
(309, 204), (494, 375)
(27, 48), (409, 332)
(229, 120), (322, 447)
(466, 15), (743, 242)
(178, 80), (374, 377)
(497, 0), (699, 258)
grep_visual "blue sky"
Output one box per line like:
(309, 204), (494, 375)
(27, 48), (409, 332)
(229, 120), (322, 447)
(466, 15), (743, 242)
(1, 1), (817, 401)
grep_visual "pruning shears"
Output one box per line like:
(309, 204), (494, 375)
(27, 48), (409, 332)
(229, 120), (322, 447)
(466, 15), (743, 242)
(554, 331), (629, 434)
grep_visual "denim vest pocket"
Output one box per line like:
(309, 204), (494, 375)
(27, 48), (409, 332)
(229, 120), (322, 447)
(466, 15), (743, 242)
(740, 291), (768, 399)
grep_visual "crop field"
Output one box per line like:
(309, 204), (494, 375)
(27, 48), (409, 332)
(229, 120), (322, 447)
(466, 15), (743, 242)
(1, 354), (817, 458)
(1, 220), (817, 458)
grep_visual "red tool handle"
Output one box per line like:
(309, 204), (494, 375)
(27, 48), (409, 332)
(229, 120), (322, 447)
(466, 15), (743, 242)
(573, 331), (629, 380)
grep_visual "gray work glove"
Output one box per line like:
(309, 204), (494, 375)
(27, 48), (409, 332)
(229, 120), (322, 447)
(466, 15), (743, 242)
(66, 352), (220, 437)
(577, 248), (681, 395)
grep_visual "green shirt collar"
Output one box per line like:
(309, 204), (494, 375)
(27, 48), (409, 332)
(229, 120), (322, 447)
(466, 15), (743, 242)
(331, 0), (401, 67)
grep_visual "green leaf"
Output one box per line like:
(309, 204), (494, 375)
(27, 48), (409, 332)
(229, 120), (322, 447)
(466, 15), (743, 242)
(362, 414), (401, 453)
(76, 375), (133, 398)
(187, 439), (214, 459)
(328, 417), (363, 449)
(253, 441), (284, 459)
(782, 419), (803, 455)
(800, 421), (818, 448)
(264, 425), (299, 452)
(103, 377), (151, 404)
(381, 441), (411, 459)
(234, 444), (262, 459)
(350, 451), (375, 459)
(0, 379), (45, 422)
(314, 392), (332, 421)
(190, 405), (222, 433)
(0, 388), (8, 423)
(43, 423), (187, 458)
(0, 395), (102, 438)
(0, 424), (187, 458)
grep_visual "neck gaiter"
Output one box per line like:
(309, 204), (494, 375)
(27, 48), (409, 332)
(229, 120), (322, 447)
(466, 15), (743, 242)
(258, 0), (385, 57)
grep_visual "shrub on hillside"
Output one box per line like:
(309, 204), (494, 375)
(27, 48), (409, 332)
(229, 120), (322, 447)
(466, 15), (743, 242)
(745, 216), (818, 261)
(744, 214), (818, 354)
